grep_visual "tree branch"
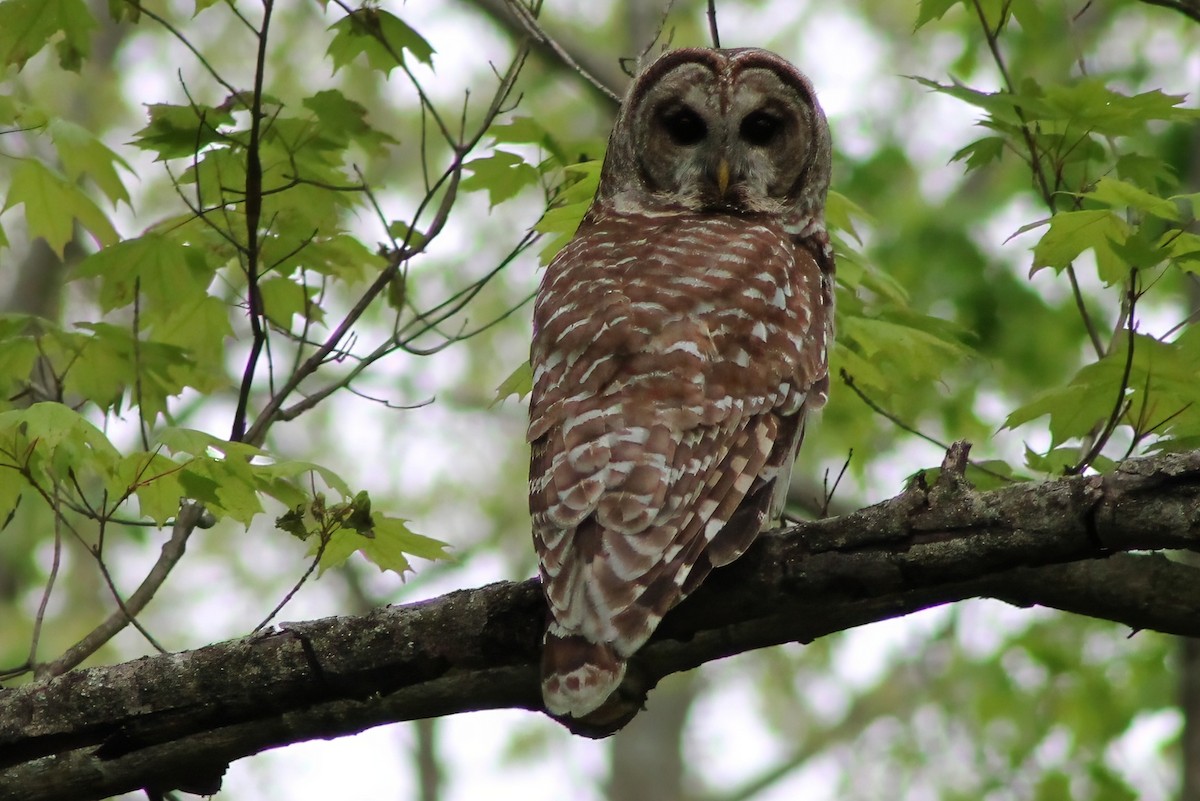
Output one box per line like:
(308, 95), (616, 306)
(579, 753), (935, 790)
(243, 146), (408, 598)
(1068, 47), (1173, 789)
(1138, 0), (1200, 24)
(38, 502), (206, 679)
(4, 448), (1200, 799)
(457, 0), (626, 103)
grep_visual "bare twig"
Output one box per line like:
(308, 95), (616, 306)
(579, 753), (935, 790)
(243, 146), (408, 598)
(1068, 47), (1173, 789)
(253, 536), (328, 634)
(1068, 269), (1140, 474)
(230, 0), (276, 443)
(124, 1), (240, 96)
(3, 491), (65, 679)
(242, 43), (533, 446)
(500, 0), (622, 102)
(91, 543), (169, 657)
(459, 0), (625, 101)
(971, 0), (1105, 358)
(840, 370), (1014, 484)
(841, 370), (951, 451)
(820, 450), (852, 518)
(395, 233), (538, 346)
(132, 278), (150, 451)
(707, 0), (720, 48)
(39, 502), (206, 679)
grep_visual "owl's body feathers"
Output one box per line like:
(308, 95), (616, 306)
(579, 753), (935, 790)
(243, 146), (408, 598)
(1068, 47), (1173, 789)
(529, 48), (834, 721)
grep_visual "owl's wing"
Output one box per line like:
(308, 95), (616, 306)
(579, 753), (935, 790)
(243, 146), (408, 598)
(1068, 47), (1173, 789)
(531, 404), (787, 720)
(532, 380), (804, 643)
(530, 214), (830, 719)
(528, 215), (829, 717)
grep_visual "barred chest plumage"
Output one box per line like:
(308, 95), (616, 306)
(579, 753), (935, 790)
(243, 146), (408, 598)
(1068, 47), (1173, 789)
(530, 211), (824, 433)
(527, 46), (834, 728)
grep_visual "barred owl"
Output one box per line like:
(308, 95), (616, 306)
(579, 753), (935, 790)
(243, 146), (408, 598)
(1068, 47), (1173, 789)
(528, 47), (834, 722)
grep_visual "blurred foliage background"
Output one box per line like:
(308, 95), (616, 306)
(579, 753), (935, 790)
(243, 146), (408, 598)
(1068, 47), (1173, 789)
(0, 1), (1198, 799)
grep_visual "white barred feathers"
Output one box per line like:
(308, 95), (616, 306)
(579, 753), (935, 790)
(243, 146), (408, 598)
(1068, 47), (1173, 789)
(528, 47), (834, 721)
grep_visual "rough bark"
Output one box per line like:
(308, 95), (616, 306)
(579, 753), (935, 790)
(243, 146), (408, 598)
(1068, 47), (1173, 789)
(3, 446), (1200, 801)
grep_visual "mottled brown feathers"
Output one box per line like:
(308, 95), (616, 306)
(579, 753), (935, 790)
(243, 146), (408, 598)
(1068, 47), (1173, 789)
(529, 47), (834, 721)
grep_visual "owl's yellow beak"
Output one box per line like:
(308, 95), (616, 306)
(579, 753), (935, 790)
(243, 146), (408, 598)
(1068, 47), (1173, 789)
(715, 159), (731, 196)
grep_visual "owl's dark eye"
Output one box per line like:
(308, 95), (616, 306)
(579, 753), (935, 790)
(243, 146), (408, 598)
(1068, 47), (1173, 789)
(659, 106), (707, 146)
(740, 110), (783, 146)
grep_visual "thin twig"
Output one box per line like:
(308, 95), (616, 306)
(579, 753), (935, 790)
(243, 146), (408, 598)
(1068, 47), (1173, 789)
(164, 78), (250, 253)
(39, 502), (205, 679)
(343, 386), (435, 411)
(819, 450), (851, 518)
(242, 43), (533, 446)
(230, 0), (275, 443)
(501, 0), (622, 103)
(841, 370), (951, 450)
(220, 0), (259, 35)
(1068, 269), (1140, 474)
(396, 232), (538, 344)
(462, 0), (625, 101)
(91, 542), (170, 656)
(124, 0), (240, 96)
(132, 277), (151, 451)
(253, 535), (328, 634)
(635, 0), (679, 67)
(707, 0), (721, 48)
(971, 0), (1105, 358)
(20, 489), (64, 676)
(329, 0), (460, 142)
(840, 370), (1014, 483)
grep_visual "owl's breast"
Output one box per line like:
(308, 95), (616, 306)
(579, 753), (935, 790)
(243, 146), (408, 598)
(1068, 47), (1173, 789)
(530, 211), (825, 438)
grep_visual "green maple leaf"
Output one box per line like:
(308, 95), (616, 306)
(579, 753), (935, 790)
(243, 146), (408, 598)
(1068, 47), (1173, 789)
(327, 9), (434, 75)
(3, 160), (117, 254)
(0, 0), (95, 70)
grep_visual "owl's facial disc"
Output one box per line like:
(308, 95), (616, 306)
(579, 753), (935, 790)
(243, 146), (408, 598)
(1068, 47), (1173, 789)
(632, 62), (814, 214)
(721, 68), (813, 209)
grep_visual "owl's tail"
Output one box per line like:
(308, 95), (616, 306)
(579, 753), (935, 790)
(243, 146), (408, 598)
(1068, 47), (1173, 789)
(541, 624), (627, 720)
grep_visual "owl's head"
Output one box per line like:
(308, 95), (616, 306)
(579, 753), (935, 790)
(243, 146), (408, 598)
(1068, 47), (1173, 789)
(596, 48), (831, 230)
